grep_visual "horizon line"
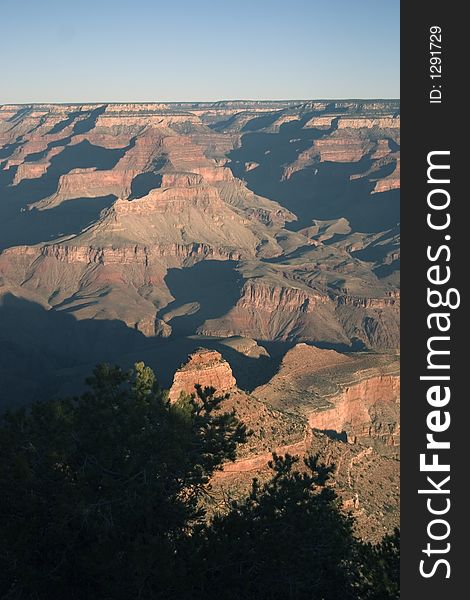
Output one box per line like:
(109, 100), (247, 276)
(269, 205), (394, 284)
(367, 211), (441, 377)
(1, 98), (401, 106)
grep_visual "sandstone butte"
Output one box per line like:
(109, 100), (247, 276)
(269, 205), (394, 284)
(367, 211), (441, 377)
(168, 349), (236, 402)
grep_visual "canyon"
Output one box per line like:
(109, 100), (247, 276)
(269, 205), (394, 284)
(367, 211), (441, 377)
(0, 100), (400, 538)
(0, 101), (399, 369)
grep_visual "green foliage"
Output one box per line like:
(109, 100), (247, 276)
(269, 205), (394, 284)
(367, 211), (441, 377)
(176, 454), (400, 600)
(0, 363), (246, 599)
(180, 453), (359, 599)
(356, 528), (400, 600)
(0, 363), (399, 600)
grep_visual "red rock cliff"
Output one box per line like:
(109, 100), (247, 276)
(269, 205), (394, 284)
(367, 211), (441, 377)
(308, 375), (400, 445)
(168, 349), (237, 402)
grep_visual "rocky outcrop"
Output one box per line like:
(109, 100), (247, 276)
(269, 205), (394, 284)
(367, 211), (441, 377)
(304, 116), (337, 129)
(168, 349), (237, 402)
(253, 344), (399, 431)
(199, 279), (399, 349)
(308, 375), (400, 445)
(160, 172), (203, 188)
(1, 242), (239, 267)
(372, 160), (400, 193)
(219, 336), (270, 358)
(337, 117), (400, 130)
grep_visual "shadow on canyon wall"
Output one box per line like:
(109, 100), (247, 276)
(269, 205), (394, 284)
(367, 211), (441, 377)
(0, 292), (371, 412)
(0, 137), (133, 249)
(0, 294), (285, 411)
(159, 260), (244, 336)
(128, 155), (171, 199)
(48, 105), (107, 136)
(227, 119), (399, 234)
(0, 195), (116, 247)
(0, 139), (24, 160)
(129, 172), (163, 199)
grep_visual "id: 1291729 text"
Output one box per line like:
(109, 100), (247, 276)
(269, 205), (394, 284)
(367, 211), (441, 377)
(429, 26), (443, 104)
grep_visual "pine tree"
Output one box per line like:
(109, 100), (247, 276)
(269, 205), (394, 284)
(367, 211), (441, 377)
(0, 363), (246, 599)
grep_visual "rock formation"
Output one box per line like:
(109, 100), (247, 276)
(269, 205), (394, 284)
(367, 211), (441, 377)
(253, 343), (400, 445)
(308, 375), (400, 445)
(168, 349), (236, 402)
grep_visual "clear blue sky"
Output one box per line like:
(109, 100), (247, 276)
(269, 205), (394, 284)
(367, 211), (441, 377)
(1, 0), (399, 103)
